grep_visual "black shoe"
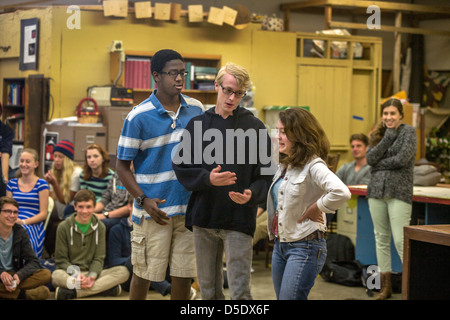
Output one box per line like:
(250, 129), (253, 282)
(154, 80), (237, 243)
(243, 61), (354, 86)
(55, 287), (77, 300)
(101, 285), (122, 297)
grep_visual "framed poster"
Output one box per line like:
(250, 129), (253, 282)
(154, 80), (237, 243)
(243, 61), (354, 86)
(20, 18), (39, 70)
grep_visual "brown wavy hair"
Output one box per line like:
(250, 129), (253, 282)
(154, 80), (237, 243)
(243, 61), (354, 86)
(278, 108), (330, 169)
(82, 143), (110, 180)
(369, 98), (404, 147)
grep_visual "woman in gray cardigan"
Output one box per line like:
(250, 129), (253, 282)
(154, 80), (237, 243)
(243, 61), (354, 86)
(366, 98), (417, 300)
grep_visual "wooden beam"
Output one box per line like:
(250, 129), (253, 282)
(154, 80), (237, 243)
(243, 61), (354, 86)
(284, 9), (291, 32)
(0, 0), (53, 10)
(329, 21), (450, 37)
(393, 12), (402, 93)
(280, 0), (450, 15)
(324, 5), (332, 29)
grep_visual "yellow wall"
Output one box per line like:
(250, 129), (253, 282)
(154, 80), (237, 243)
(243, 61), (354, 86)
(42, 7), (296, 119)
(0, 8), (52, 80)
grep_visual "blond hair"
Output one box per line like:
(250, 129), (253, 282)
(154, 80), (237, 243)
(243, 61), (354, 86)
(51, 155), (80, 204)
(215, 62), (251, 92)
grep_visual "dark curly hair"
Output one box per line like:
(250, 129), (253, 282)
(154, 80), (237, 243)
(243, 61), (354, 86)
(278, 108), (330, 169)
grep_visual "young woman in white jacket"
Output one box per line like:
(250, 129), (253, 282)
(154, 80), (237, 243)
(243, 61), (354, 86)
(267, 108), (351, 300)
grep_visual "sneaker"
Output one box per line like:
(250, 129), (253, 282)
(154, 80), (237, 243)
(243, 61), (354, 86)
(55, 287), (77, 300)
(101, 284), (122, 297)
(25, 286), (50, 300)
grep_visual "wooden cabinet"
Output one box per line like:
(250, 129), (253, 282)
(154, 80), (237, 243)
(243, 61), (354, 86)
(110, 51), (221, 106)
(295, 33), (382, 151)
(99, 106), (133, 154)
(2, 76), (49, 152)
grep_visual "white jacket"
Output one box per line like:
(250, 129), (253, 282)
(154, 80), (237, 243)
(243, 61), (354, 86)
(267, 157), (351, 242)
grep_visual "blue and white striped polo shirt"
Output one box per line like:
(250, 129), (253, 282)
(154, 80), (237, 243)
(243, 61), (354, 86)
(117, 91), (204, 223)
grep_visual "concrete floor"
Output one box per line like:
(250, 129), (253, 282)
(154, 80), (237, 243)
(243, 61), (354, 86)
(53, 250), (400, 300)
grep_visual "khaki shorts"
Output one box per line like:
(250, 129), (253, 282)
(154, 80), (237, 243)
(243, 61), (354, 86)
(130, 215), (196, 282)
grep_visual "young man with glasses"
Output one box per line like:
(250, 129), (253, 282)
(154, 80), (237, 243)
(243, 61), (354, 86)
(116, 49), (204, 300)
(0, 196), (51, 300)
(173, 62), (272, 300)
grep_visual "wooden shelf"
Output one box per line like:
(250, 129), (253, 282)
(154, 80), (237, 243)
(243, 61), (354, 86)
(2, 76), (49, 151)
(110, 51), (221, 105)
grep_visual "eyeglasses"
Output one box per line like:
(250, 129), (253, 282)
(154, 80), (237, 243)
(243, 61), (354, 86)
(220, 85), (246, 98)
(1, 209), (19, 215)
(160, 70), (189, 78)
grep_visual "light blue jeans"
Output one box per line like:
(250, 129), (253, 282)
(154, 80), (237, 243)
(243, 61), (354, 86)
(193, 226), (253, 300)
(368, 197), (412, 272)
(272, 238), (327, 300)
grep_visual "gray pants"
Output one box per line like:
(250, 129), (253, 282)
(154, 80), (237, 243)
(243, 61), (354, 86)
(193, 226), (253, 300)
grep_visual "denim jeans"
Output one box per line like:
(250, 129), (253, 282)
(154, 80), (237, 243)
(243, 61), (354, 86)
(193, 226), (253, 300)
(272, 238), (327, 300)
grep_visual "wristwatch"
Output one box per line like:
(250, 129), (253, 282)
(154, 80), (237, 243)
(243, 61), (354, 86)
(136, 195), (147, 207)
(103, 211), (109, 219)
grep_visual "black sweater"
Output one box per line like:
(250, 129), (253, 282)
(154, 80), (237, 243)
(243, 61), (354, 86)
(0, 224), (42, 281)
(173, 106), (273, 236)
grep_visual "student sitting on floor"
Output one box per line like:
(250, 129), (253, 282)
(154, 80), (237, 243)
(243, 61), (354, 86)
(52, 189), (129, 300)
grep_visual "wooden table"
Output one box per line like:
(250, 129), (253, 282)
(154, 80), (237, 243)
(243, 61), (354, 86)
(402, 225), (450, 300)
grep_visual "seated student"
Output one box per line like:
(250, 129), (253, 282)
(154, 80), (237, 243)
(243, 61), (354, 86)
(52, 189), (129, 300)
(0, 196), (51, 300)
(80, 143), (114, 202)
(94, 170), (130, 233)
(63, 143), (113, 219)
(330, 133), (372, 231)
(336, 133), (371, 185)
(44, 140), (82, 256)
(107, 196), (171, 296)
(6, 148), (49, 258)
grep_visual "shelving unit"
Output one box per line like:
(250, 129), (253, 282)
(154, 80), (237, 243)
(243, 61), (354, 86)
(110, 51), (221, 105)
(2, 78), (26, 144)
(295, 32), (382, 151)
(1, 76), (49, 152)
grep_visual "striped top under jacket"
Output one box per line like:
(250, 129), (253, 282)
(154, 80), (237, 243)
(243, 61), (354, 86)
(117, 91), (204, 224)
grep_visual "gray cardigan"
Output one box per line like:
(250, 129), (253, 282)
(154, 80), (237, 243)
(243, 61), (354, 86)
(366, 124), (417, 204)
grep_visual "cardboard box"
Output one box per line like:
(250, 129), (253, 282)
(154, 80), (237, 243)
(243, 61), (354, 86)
(188, 5), (203, 23)
(103, 0), (128, 18)
(170, 3), (181, 21)
(208, 7), (224, 25)
(134, 1), (152, 19)
(154, 2), (170, 20)
(223, 6), (237, 26)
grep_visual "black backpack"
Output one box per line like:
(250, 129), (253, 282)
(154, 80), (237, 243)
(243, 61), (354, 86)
(320, 234), (363, 287)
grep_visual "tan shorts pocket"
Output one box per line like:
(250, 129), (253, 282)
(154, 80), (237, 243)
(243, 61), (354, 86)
(130, 231), (147, 269)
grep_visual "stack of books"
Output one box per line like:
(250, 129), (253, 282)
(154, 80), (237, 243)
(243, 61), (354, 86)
(124, 56), (151, 89)
(6, 82), (25, 106)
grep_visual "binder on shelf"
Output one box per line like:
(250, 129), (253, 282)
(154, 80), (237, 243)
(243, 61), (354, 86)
(184, 62), (191, 90)
(124, 56), (151, 89)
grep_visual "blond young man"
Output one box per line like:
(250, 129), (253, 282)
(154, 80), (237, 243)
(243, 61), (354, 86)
(173, 63), (272, 299)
